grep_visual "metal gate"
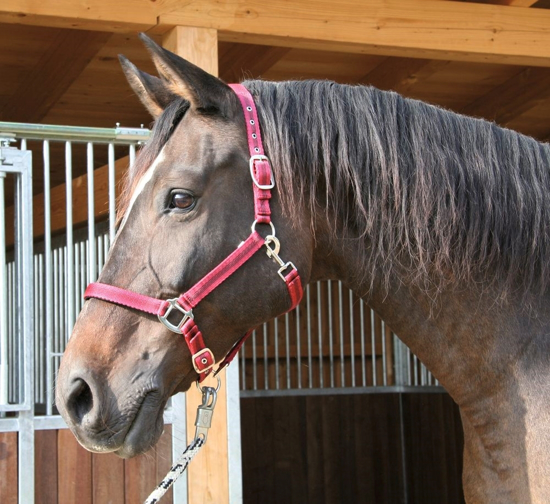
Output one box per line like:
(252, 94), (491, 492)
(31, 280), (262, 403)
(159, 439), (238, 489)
(0, 137), (34, 503)
(0, 122), (197, 504)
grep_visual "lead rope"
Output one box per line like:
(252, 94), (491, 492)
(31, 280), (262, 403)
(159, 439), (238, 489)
(144, 378), (220, 504)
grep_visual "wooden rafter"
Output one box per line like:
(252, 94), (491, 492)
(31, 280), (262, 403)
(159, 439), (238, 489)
(158, 0), (550, 67)
(460, 67), (550, 125)
(0, 29), (111, 123)
(0, 0), (156, 32)
(1, 0), (550, 66)
(509, 0), (540, 5)
(359, 58), (450, 94)
(464, 0), (539, 6)
(219, 43), (291, 83)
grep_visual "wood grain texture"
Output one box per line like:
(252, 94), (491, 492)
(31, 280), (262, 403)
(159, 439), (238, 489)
(35, 430), (58, 504)
(162, 27), (218, 77)
(219, 43), (291, 82)
(0, 0), (156, 32)
(155, 425), (174, 504)
(0, 29), (111, 123)
(241, 393), (463, 504)
(57, 429), (92, 504)
(186, 372), (230, 504)
(1, 23), (549, 153)
(0, 432), (17, 504)
(124, 448), (159, 503)
(361, 58), (451, 94)
(40, 31), (157, 128)
(461, 66), (550, 125)
(401, 393), (465, 504)
(92, 452), (125, 504)
(160, 0), (550, 67)
(2, 0), (549, 65)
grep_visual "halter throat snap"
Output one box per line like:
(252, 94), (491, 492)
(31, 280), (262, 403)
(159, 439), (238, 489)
(84, 83), (303, 382)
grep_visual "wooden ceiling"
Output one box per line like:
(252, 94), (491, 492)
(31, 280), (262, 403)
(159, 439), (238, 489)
(0, 0), (549, 197)
(1, 18), (549, 141)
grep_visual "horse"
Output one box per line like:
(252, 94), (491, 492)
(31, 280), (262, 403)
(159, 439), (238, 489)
(56, 33), (550, 503)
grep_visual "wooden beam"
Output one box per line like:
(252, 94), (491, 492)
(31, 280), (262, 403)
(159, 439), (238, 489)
(0, 29), (111, 123)
(219, 43), (291, 83)
(460, 67), (550, 125)
(158, 0), (550, 67)
(2, 0), (550, 65)
(509, 0), (540, 5)
(5, 156), (129, 247)
(463, 0), (539, 6)
(161, 26), (236, 504)
(162, 26), (218, 76)
(0, 0), (157, 32)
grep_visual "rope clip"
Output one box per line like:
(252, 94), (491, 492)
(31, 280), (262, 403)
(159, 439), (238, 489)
(194, 377), (220, 442)
(264, 235), (298, 282)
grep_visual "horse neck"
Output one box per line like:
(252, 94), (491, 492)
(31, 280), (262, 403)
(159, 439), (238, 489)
(315, 237), (550, 500)
(311, 221), (549, 395)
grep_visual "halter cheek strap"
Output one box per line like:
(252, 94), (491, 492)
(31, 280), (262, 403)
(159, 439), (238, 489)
(84, 83), (303, 382)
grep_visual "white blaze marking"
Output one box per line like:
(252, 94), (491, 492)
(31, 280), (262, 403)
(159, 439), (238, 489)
(117, 149), (166, 234)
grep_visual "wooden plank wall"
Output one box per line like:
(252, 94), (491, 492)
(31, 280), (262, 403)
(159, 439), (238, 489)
(0, 426), (173, 504)
(0, 432), (18, 504)
(240, 393), (465, 504)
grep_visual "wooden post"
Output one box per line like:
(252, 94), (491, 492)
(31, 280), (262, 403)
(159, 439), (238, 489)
(162, 26), (242, 504)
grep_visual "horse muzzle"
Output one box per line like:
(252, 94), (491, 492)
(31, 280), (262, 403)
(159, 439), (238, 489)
(56, 365), (166, 458)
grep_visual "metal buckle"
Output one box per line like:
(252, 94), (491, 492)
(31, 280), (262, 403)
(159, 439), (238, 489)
(277, 261), (298, 282)
(249, 155), (275, 190)
(158, 298), (194, 334)
(192, 348), (216, 374)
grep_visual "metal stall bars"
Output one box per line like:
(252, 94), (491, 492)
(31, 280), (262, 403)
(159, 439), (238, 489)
(0, 121), (148, 421)
(0, 122), (194, 504)
(0, 136), (34, 503)
(239, 281), (442, 395)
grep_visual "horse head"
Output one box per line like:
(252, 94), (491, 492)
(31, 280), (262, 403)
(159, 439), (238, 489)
(55, 34), (312, 458)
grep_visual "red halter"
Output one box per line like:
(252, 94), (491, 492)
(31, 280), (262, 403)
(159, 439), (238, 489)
(84, 84), (303, 382)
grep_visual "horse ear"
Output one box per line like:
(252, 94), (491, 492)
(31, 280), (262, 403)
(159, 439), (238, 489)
(118, 55), (178, 119)
(137, 32), (232, 113)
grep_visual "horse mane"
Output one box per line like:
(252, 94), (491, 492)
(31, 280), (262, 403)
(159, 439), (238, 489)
(120, 79), (550, 298)
(243, 79), (550, 297)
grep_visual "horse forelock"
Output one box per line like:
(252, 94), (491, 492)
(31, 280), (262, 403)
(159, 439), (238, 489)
(243, 79), (550, 298)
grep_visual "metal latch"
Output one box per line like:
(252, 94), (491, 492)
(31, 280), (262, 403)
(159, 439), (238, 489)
(193, 377), (220, 442)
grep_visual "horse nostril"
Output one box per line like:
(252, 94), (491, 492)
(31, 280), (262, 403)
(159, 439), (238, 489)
(66, 378), (94, 424)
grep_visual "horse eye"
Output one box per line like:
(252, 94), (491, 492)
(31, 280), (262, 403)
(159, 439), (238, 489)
(170, 192), (195, 211)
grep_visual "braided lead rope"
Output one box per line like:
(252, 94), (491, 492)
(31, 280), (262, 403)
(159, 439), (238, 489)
(144, 379), (220, 504)
(144, 436), (205, 504)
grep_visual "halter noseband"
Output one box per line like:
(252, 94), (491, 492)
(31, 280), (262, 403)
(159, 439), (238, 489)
(84, 83), (303, 382)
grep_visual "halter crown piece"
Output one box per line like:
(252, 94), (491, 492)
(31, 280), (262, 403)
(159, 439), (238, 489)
(84, 84), (303, 382)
